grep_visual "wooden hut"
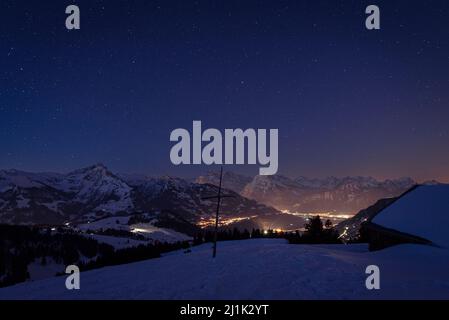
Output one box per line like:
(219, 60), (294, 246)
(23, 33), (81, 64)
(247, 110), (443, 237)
(361, 184), (448, 251)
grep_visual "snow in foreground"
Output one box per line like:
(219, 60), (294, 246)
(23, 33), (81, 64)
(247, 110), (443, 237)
(1, 239), (448, 300)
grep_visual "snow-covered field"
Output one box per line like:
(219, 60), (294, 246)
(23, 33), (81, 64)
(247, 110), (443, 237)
(1, 239), (448, 300)
(78, 216), (192, 245)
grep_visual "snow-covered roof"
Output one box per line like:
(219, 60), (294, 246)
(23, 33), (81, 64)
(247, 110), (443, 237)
(372, 184), (449, 248)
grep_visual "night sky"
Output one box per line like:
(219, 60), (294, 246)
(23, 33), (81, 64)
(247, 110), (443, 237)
(1, 0), (448, 182)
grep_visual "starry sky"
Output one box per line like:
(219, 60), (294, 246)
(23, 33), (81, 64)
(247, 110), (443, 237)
(1, 0), (448, 182)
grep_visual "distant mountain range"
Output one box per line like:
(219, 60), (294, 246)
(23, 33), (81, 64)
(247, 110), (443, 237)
(196, 172), (420, 214)
(1, 164), (431, 231)
(0, 164), (278, 227)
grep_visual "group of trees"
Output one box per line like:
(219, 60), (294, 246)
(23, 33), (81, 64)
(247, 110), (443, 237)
(193, 216), (341, 246)
(192, 217), (341, 245)
(192, 227), (288, 245)
(0, 224), (109, 287)
(0, 224), (189, 288)
(79, 240), (190, 272)
(193, 228), (250, 244)
(286, 216), (341, 244)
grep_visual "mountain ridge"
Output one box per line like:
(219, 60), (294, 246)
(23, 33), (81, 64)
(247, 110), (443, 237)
(1, 165), (429, 227)
(196, 172), (418, 214)
(0, 165), (279, 226)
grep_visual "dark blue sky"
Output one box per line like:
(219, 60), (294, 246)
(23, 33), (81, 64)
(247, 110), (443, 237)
(1, 0), (448, 181)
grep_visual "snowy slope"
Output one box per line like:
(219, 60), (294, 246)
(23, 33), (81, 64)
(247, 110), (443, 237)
(62, 164), (133, 214)
(131, 176), (278, 223)
(1, 239), (448, 299)
(77, 216), (132, 231)
(372, 184), (449, 248)
(78, 216), (192, 244)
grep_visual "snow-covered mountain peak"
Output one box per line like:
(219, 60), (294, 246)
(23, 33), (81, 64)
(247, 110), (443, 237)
(211, 172), (419, 214)
(62, 165), (132, 204)
(67, 163), (113, 178)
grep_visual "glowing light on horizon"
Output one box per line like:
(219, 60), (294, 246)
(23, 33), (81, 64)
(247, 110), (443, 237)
(281, 209), (354, 220)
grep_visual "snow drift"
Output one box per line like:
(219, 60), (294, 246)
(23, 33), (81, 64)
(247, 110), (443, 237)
(1, 239), (448, 300)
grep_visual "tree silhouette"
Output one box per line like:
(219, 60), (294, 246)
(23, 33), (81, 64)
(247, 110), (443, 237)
(305, 215), (323, 238)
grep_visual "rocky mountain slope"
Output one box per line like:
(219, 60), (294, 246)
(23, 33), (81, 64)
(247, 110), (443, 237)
(197, 173), (416, 214)
(0, 165), (278, 226)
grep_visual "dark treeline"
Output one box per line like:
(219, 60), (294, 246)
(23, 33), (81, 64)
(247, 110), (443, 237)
(79, 240), (189, 272)
(193, 227), (288, 245)
(0, 224), (189, 288)
(285, 216), (341, 244)
(193, 216), (341, 245)
(0, 224), (110, 287)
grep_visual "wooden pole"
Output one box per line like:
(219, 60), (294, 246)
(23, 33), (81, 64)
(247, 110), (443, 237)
(212, 166), (223, 258)
(201, 166), (234, 258)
